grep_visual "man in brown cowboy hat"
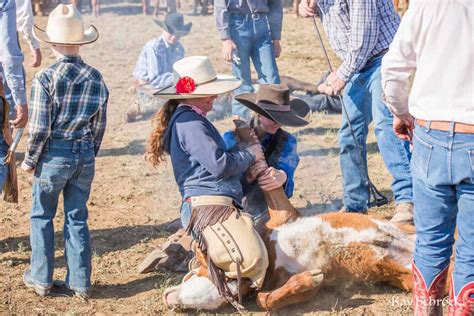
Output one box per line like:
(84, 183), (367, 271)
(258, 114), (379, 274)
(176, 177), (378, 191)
(21, 4), (108, 298)
(126, 12), (192, 122)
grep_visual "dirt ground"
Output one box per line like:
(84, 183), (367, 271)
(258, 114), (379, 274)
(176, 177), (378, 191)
(1, 2), (416, 314)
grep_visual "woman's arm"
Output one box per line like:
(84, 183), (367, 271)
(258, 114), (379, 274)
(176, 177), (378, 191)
(178, 117), (261, 178)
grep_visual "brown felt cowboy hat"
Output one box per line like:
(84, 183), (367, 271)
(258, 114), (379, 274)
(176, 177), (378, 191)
(235, 84), (311, 127)
(155, 13), (192, 37)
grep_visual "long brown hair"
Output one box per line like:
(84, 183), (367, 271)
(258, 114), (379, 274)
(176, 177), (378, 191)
(145, 99), (181, 167)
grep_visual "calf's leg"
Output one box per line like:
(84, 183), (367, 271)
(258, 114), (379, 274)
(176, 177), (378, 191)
(256, 270), (324, 311)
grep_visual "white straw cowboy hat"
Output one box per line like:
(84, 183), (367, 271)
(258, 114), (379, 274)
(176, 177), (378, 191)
(33, 4), (99, 45)
(154, 56), (242, 99)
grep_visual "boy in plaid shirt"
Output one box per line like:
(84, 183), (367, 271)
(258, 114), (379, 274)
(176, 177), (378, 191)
(21, 4), (108, 297)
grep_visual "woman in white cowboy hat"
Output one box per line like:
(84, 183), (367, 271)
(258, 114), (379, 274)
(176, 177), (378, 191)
(21, 4), (107, 298)
(145, 56), (267, 303)
(223, 84), (310, 227)
(146, 55), (264, 223)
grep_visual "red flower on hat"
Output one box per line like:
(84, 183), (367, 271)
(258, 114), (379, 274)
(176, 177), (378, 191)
(176, 76), (196, 94)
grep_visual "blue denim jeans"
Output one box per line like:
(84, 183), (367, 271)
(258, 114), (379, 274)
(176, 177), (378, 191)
(180, 201), (192, 229)
(29, 139), (96, 292)
(412, 124), (474, 296)
(340, 56), (412, 211)
(230, 13), (280, 120)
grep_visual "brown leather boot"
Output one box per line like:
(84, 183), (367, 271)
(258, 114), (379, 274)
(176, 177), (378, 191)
(448, 280), (474, 316)
(412, 262), (448, 316)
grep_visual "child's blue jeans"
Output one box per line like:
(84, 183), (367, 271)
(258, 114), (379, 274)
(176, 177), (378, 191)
(29, 138), (95, 292)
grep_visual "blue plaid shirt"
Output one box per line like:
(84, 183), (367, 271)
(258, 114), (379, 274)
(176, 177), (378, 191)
(316, 0), (400, 82)
(133, 36), (185, 90)
(25, 55), (108, 168)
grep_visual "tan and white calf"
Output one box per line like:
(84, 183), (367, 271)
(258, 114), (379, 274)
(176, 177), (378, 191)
(163, 212), (416, 311)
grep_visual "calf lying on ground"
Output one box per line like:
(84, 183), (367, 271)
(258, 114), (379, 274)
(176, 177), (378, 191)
(163, 212), (416, 311)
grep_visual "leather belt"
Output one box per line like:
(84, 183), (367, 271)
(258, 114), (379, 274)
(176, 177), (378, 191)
(368, 49), (388, 63)
(416, 119), (474, 134)
(232, 12), (266, 20)
(184, 195), (234, 207)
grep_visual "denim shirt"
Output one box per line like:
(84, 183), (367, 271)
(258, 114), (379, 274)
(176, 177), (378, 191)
(164, 106), (255, 203)
(214, 0), (283, 40)
(0, 0), (27, 107)
(133, 36), (185, 90)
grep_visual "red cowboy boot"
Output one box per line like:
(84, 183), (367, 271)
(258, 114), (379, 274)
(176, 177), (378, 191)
(448, 280), (474, 316)
(412, 262), (448, 316)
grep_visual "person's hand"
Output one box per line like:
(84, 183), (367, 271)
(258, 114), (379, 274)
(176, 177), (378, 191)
(393, 113), (415, 141)
(298, 0), (317, 17)
(317, 71), (346, 96)
(258, 167), (287, 191)
(12, 104), (28, 128)
(246, 159), (267, 182)
(247, 143), (264, 161)
(30, 48), (42, 67)
(273, 40), (281, 58)
(222, 39), (237, 62)
(21, 161), (34, 173)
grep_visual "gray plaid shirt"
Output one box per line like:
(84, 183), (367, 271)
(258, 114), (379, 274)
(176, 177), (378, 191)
(316, 0), (400, 82)
(25, 56), (108, 168)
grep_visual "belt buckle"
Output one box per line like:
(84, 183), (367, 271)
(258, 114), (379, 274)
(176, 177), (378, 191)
(251, 12), (260, 20)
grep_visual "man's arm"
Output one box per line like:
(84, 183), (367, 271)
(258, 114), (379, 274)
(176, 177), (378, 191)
(336, 0), (379, 82)
(1, 0), (28, 112)
(23, 76), (51, 169)
(214, 0), (230, 40)
(16, 0), (42, 67)
(267, 0), (283, 41)
(214, 0), (237, 62)
(268, 0), (283, 57)
(381, 6), (417, 118)
(381, 4), (420, 141)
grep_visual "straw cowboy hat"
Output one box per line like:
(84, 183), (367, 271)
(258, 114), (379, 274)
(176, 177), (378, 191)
(155, 56), (242, 99)
(33, 4), (99, 45)
(155, 13), (192, 37)
(236, 85), (311, 127)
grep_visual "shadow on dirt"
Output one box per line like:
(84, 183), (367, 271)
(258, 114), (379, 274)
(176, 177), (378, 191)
(0, 219), (177, 259)
(98, 139), (145, 157)
(299, 142), (379, 158)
